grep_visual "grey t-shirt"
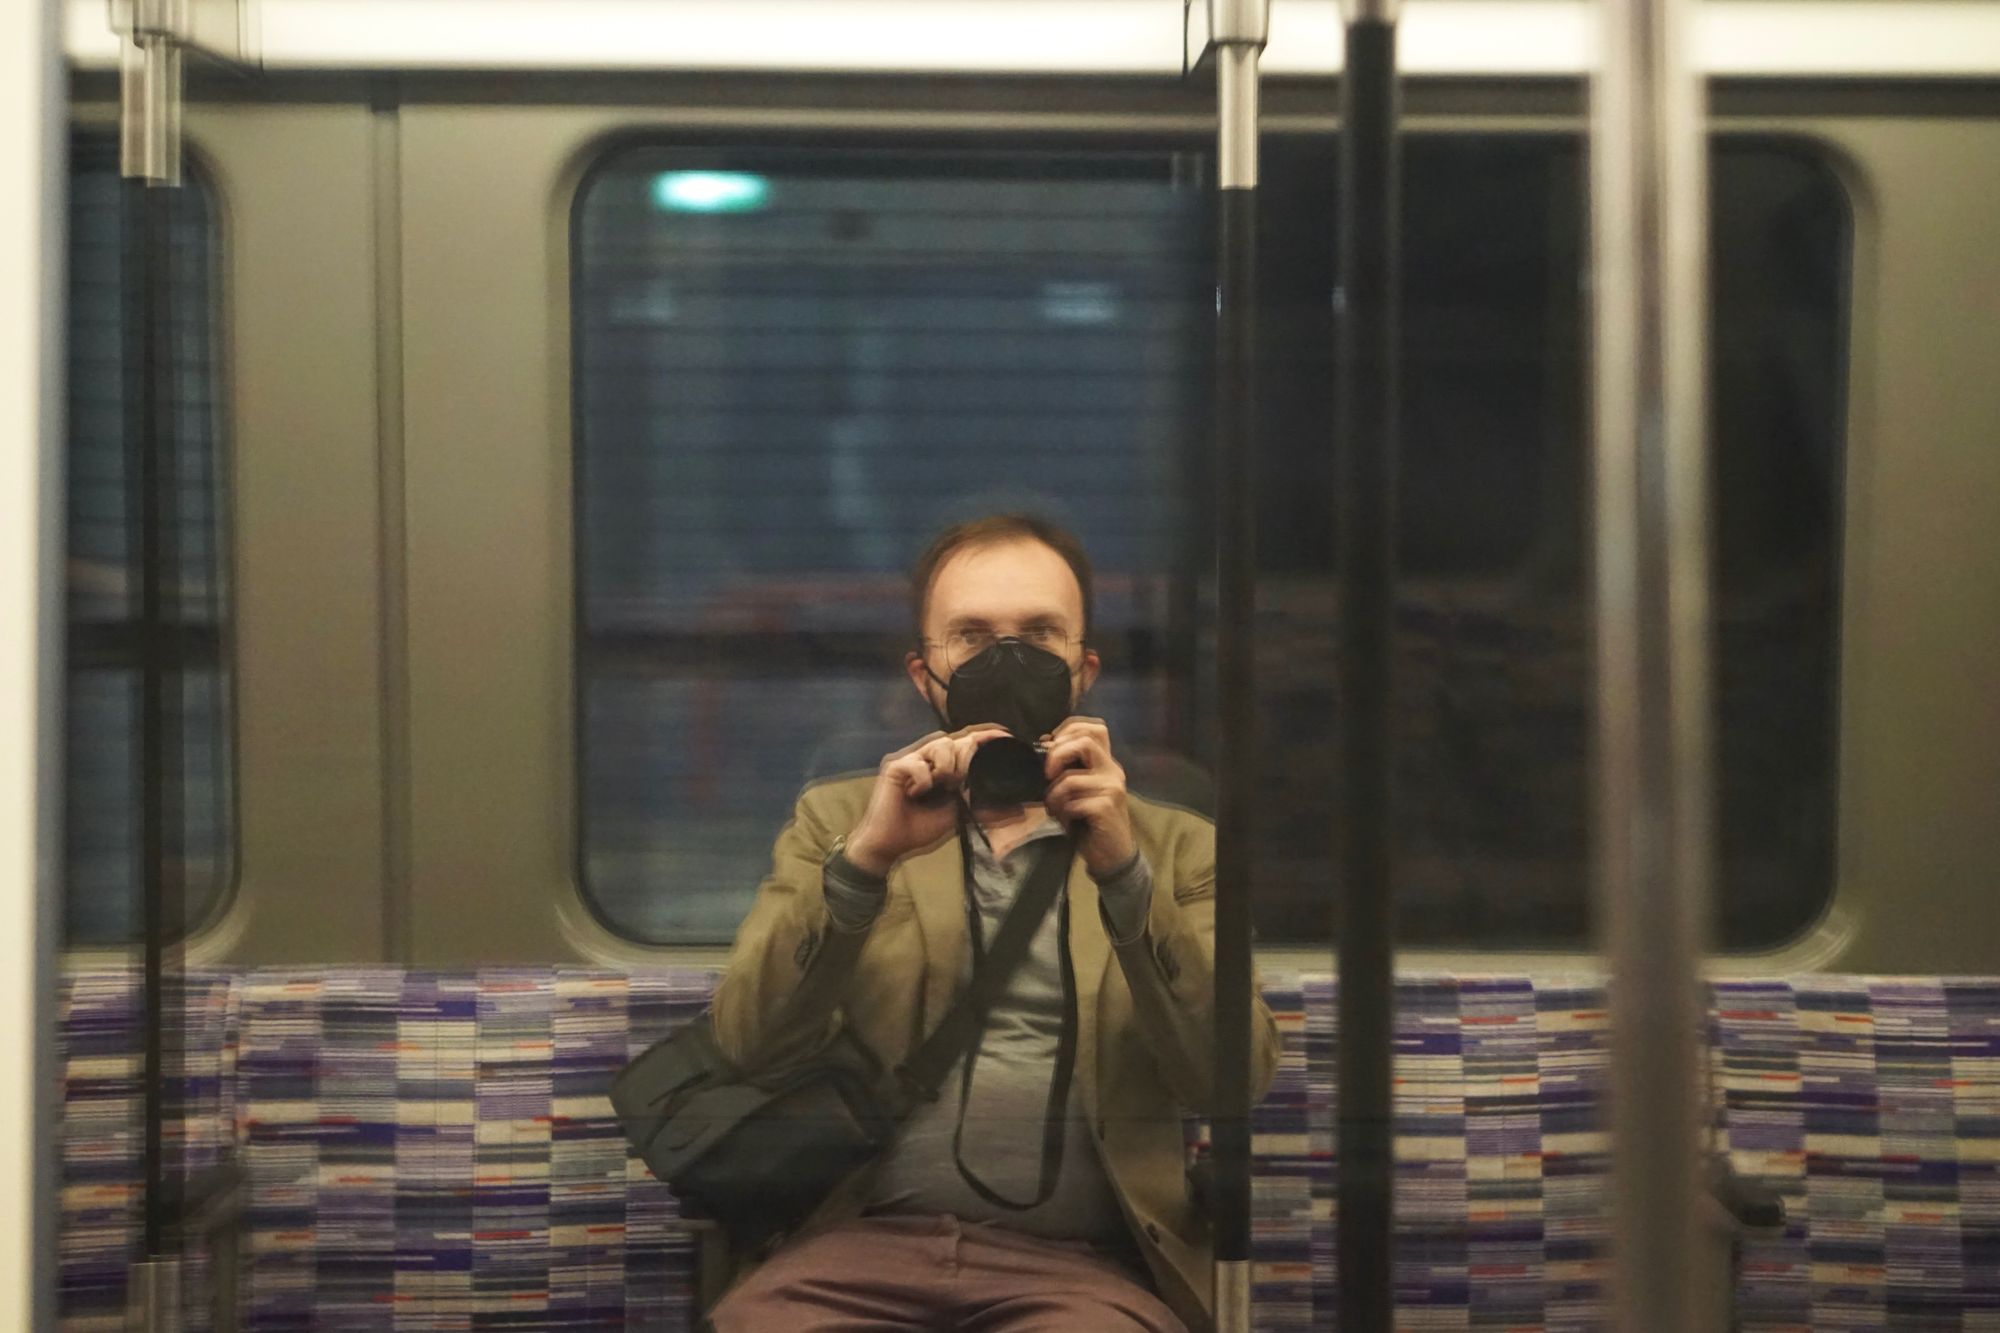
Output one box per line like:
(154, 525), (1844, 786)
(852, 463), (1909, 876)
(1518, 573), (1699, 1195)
(823, 817), (1153, 1248)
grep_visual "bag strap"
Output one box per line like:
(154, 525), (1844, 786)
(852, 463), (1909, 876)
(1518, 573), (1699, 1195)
(894, 827), (1074, 1102)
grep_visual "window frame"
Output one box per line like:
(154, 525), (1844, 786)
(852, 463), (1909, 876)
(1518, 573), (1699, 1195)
(62, 131), (241, 952)
(567, 130), (1217, 946)
(562, 123), (1851, 955)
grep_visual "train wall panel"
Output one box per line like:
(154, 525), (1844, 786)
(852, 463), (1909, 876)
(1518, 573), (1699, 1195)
(55, 96), (2000, 974)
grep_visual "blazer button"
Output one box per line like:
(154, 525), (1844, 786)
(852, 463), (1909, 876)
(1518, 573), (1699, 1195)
(1146, 1222), (1162, 1243)
(1096, 1119), (1107, 1140)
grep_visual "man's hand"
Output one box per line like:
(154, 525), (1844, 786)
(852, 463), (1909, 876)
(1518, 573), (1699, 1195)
(844, 725), (1012, 876)
(1041, 716), (1137, 878)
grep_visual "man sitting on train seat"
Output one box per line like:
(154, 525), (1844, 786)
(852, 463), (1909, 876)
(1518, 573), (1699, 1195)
(706, 513), (1280, 1333)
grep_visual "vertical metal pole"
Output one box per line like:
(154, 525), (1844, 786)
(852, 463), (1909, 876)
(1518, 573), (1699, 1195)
(1206, 3), (1266, 1331)
(121, 2), (188, 1321)
(127, 170), (186, 1274)
(1335, 1), (1400, 1329)
(1590, 0), (1720, 1323)
(372, 90), (415, 965)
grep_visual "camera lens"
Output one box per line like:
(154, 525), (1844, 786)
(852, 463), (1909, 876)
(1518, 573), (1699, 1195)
(965, 737), (1047, 806)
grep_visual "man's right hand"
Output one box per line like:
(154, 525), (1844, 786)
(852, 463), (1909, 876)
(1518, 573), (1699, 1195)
(843, 725), (1011, 876)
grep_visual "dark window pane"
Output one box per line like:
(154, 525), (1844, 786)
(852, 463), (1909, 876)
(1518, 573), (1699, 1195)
(63, 667), (232, 942)
(63, 140), (234, 946)
(1709, 144), (1847, 948)
(574, 148), (1210, 942)
(1252, 135), (1845, 950)
(573, 136), (1846, 951)
(575, 151), (1207, 632)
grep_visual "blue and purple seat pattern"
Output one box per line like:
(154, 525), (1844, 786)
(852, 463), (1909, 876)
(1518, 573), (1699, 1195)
(1713, 977), (2000, 1331)
(233, 970), (717, 1330)
(57, 969), (2000, 1330)
(58, 970), (239, 1332)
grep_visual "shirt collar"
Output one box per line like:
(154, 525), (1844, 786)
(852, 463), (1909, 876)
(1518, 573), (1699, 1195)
(967, 812), (1066, 867)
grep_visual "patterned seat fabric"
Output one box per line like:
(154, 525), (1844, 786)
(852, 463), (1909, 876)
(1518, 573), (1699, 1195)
(1713, 977), (2000, 1330)
(57, 969), (239, 1332)
(232, 970), (716, 1331)
(56, 970), (2000, 1330)
(1234, 976), (1617, 1331)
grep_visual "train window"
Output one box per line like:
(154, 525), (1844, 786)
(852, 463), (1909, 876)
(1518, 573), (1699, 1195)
(573, 146), (1211, 943)
(63, 140), (234, 945)
(1253, 135), (1847, 951)
(572, 135), (1845, 951)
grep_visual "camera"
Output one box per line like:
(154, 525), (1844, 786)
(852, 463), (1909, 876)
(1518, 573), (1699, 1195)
(965, 736), (1048, 806)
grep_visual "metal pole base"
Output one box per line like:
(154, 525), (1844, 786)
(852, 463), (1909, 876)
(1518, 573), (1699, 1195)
(125, 1257), (183, 1333)
(1213, 1257), (1252, 1333)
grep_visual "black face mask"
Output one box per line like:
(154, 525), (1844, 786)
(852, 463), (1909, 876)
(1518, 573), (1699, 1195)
(930, 638), (1075, 805)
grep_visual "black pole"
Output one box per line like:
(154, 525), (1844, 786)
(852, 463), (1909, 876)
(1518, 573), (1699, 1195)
(126, 174), (184, 1264)
(1213, 181), (1258, 1281)
(1334, 8), (1400, 1331)
(1206, 12), (1266, 1325)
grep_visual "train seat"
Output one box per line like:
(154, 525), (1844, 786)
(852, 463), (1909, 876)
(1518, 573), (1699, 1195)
(1710, 977), (2000, 1329)
(230, 969), (716, 1330)
(55, 967), (2000, 1330)
(56, 969), (240, 1331)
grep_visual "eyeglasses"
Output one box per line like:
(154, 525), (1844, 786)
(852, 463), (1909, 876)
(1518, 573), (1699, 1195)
(924, 628), (1076, 676)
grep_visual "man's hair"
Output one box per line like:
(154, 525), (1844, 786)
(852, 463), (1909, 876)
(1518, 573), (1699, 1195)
(909, 514), (1094, 642)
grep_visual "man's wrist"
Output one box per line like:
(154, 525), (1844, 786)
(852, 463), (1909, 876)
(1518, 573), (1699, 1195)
(1093, 849), (1154, 946)
(1087, 846), (1143, 885)
(823, 835), (890, 934)
(839, 831), (895, 880)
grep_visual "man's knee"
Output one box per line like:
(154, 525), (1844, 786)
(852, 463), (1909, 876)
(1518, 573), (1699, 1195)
(973, 1275), (1188, 1333)
(984, 1294), (1187, 1333)
(706, 1219), (943, 1332)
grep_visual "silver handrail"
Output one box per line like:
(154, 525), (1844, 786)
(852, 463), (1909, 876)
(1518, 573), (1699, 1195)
(1589, 0), (1724, 1325)
(118, 5), (190, 1329)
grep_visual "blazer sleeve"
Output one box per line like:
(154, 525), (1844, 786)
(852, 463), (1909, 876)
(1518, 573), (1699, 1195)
(1105, 811), (1281, 1116)
(709, 787), (871, 1074)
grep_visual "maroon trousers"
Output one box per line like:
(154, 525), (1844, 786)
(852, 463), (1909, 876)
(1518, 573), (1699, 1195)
(707, 1214), (1189, 1332)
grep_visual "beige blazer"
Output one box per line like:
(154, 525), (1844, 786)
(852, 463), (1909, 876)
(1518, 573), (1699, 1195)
(710, 774), (1282, 1333)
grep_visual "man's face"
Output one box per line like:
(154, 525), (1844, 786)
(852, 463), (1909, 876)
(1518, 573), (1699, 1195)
(906, 538), (1101, 713)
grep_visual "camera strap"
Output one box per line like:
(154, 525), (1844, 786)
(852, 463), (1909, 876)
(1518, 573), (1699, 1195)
(891, 821), (1078, 1212)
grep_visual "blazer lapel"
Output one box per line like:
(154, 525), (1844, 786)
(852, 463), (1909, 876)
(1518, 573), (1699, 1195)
(899, 836), (968, 1046)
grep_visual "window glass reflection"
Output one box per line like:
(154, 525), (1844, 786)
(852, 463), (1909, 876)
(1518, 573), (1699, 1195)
(572, 137), (1847, 950)
(64, 140), (234, 946)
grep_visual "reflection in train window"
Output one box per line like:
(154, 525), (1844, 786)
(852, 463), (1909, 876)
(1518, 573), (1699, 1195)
(573, 148), (1210, 943)
(64, 140), (234, 945)
(572, 137), (1846, 950)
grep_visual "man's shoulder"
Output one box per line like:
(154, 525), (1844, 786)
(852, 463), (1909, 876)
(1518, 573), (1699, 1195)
(1129, 789), (1213, 827)
(1128, 790), (1216, 852)
(794, 771), (877, 830)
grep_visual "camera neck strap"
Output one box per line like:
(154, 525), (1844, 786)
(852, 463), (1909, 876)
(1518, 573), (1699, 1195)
(894, 824), (1074, 1104)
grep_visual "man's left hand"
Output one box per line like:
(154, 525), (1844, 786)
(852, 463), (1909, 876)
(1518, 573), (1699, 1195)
(1042, 716), (1137, 878)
